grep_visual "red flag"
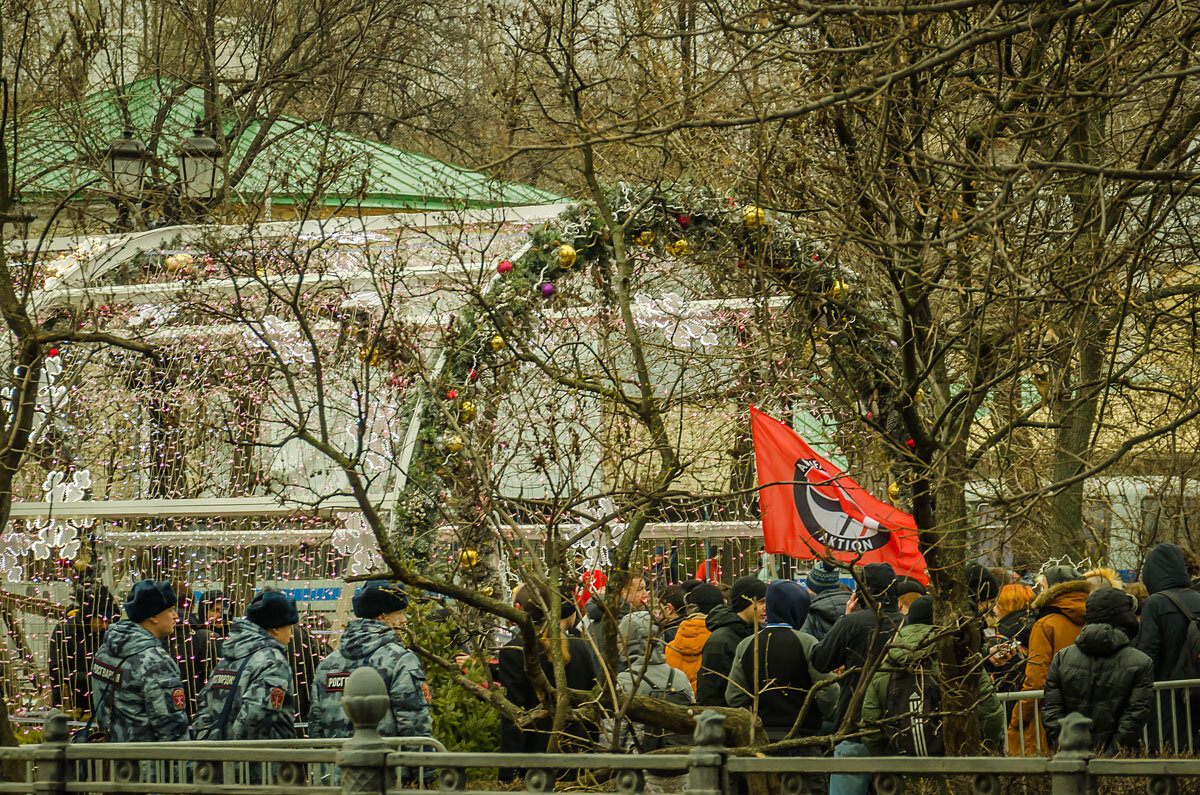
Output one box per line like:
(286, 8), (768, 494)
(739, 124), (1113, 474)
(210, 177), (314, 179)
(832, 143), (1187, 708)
(751, 406), (928, 585)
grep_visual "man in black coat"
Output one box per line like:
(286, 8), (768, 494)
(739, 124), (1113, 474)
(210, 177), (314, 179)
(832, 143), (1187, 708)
(1136, 543), (1200, 680)
(811, 563), (901, 795)
(48, 588), (119, 713)
(1043, 587), (1153, 752)
(695, 576), (767, 706)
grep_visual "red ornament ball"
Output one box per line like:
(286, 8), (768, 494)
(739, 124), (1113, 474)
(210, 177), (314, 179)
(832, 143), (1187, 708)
(447, 390), (459, 400)
(48, 348), (59, 357)
(905, 438), (916, 448)
(468, 369), (479, 383)
(677, 214), (692, 228)
(497, 260), (513, 274)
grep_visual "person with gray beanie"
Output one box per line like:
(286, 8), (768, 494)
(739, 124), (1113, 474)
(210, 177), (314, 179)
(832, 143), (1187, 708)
(1043, 587), (1152, 752)
(802, 561), (852, 641)
(695, 576), (767, 706)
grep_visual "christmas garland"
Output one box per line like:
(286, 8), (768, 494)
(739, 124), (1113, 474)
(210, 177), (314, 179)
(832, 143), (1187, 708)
(387, 184), (907, 568)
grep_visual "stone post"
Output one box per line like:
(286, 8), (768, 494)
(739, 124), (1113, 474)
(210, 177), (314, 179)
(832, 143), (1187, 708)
(34, 710), (68, 795)
(1048, 712), (1093, 795)
(336, 667), (392, 795)
(685, 710), (727, 795)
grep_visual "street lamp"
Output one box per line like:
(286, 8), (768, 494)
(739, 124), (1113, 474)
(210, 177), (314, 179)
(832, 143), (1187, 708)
(102, 130), (147, 231)
(177, 119), (222, 203)
(102, 129), (148, 198)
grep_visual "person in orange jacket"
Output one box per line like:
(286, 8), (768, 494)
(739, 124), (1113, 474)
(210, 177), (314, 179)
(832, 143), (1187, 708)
(664, 584), (725, 691)
(1007, 566), (1089, 754)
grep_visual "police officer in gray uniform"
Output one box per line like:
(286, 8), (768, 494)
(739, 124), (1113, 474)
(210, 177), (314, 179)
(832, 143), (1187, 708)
(308, 581), (432, 738)
(87, 580), (190, 742)
(191, 590), (300, 740)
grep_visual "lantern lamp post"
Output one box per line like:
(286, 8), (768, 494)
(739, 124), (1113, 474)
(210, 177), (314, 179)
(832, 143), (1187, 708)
(102, 130), (148, 231)
(177, 119), (223, 212)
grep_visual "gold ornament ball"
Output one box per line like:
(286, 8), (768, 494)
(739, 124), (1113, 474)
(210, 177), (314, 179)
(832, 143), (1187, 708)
(888, 482), (901, 501)
(743, 206), (766, 228)
(459, 400), (477, 423)
(827, 280), (849, 300)
(490, 334), (505, 352)
(559, 244), (577, 267)
(670, 239), (690, 256)
(165, 252), (195, 274)
(914, 388), (925, 405)
(446, 435), (464, 453)
(636, 230), (656, 246)
(460, 548), (480, 567)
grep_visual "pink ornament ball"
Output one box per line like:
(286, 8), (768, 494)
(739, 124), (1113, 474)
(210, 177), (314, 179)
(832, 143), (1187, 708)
(541, 283), (556, 298)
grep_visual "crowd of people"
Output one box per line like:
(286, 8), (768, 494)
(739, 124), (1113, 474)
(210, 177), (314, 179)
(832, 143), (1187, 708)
(497, 543), (1200, 793)
(39, 541), (1200, 791)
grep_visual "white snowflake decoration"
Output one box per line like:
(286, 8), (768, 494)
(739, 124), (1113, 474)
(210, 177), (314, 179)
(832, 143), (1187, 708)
(242, 315), (316, 366)
(632, 292), (719, 348)
(333, 511), (380, 576)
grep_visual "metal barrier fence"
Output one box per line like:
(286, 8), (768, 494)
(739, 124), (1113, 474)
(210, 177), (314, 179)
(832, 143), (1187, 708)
(13, 668), (1200, 794)
(998, 678), (1200, 755)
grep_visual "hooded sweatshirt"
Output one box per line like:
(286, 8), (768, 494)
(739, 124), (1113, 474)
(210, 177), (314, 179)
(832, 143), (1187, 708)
(725, 581), (838, 738)
(1043, 596), (1154, 752)
(801, 589), (852, 641)
(616, 612), (694, 700)
(811, 563), (903, 727)
(861, 623), (1004, 754)
(695, 604), (756, 706)
(665, 614), (711, 691)
(191, 617), (295, 741)
(1136, 543), (1200, 680)
(88, 620), (189, 742)
(308, 618), (432, 738)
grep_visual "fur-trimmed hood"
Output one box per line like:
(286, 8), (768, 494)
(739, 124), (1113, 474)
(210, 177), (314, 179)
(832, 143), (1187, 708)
(1033, 579), (1090, 624)
(1085, 568), (1124, 591)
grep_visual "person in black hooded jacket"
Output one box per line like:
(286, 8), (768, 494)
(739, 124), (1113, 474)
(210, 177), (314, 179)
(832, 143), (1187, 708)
(1043, 587), (1153, 752)
(1136, 543), (1200, 681)
(695, 576), (767, 706)
(812, 563), (901, 795)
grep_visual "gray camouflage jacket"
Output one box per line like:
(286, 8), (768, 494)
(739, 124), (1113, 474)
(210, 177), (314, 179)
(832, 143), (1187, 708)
(191, 618), (296, 740)
(308, 618), (431, 738)
(88, 620), (189, 742)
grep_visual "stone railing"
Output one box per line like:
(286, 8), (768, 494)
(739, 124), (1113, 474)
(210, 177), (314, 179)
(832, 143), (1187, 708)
(10, 667), (1200, 793)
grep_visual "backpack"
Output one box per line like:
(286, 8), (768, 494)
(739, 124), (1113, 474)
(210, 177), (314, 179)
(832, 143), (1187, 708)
(1160, 592), (1200, 681)
(883, 661), (945, 757)
(637, 669), (695, 754)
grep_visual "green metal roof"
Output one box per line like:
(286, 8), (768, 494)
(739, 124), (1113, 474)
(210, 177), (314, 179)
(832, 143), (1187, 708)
(16, 78), (564, 210)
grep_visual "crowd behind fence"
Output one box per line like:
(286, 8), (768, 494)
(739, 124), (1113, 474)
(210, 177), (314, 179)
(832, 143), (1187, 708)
(8, 669), (1200, 795)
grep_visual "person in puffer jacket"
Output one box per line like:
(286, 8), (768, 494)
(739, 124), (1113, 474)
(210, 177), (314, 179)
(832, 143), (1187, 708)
(191, 591), (299, 741)
(1043, 587), (1153, 752)
(665, 584), (723, 691)
(801, 561), (851, 641)
(308, 581), (431, 738)
(1007, 567), (1089, 755)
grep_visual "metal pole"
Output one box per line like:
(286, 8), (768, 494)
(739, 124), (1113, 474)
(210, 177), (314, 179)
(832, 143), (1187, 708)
(1047, 712), (1092, 795)
(34, 711), (68, 795)
(336, 667), (392, 794)
(685, 710), (727, 795)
